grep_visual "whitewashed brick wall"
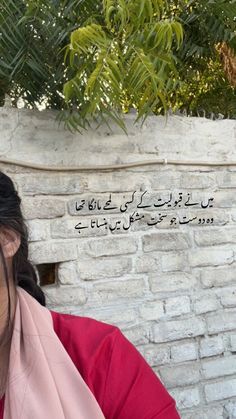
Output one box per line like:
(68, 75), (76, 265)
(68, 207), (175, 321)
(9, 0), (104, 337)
(1, 107), (236, 418)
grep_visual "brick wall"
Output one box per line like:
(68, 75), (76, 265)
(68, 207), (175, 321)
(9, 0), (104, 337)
(1, 107), (236, 418)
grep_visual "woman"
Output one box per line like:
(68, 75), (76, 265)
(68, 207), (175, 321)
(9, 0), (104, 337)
(0, 171), (181, 419)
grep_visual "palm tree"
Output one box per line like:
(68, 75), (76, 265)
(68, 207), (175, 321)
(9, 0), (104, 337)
(0, 0), (235, 132)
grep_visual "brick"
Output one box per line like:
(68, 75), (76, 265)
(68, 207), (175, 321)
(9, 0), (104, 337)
(139, 344), (170, 366)
(159, 362), (200, 388)
(193, 294), (220, 314)
(149, 171), (181, 190)
(169, 387), (200, 409)
(142, 232), (190, 252)
(28, 241), (77, 264)
(189, 248), (233, 267)
(164, 296), (191, 317)
(84, 307), (137, 328)
(17, 173), (84, 194)
(181, 406), (224, 419)
(230, 334), (236, 352)
(201, 267), (236, 288)
(171, 342), (197, 363)
(201, 356), (236, 379)
(87, 172), (149, 193)
(207, 310), (236, 334)
(215, 287), (236, 308)
(152, 317), (206, 343)
(199, 336), (224, 358)
(26, 219), (49, 241)
(231, 209), (236, 223)
(149, 272), (197, 294)
(77, 236), (138, 257)
(217, 172), (236, 188)
(123, 325), (150, 346)
(134, 252), (161, 273)
(223, 401), (236, 418)
(51, 218), (108, 238)
(180, 173), (215, 189)
(22, 197), (65, 219)
(194, 228), (236, 246)
(201, 190), (236, 208)
(204, 378), (236, 402)
(139, 301), (164, 320)
(77, 257), (132, 280)
(89, 278), (147, 302)
(161, 251), (189, 272)
(44, 285), (87, 306)
(57, 261), (80, 285)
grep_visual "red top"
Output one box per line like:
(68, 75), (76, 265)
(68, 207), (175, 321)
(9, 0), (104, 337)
(0, 310), (180, 418)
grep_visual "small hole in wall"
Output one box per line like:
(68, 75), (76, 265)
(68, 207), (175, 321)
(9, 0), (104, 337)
(36, 263), (58, 286)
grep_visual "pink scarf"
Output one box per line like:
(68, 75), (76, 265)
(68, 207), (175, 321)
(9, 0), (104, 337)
(3, 286), (106, 419)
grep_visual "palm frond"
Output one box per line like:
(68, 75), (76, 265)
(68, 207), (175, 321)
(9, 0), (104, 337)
(63, 0), (183, 131)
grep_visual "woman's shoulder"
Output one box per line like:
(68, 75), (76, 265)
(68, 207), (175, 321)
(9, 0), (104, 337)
(49, 309), (118, 347)
(49, 309), (180, 419)
(49, 309), (119, 375)
(49, 308), (119, 412)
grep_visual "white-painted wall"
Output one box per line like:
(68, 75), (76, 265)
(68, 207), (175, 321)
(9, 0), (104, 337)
(1, 107), (236, 418)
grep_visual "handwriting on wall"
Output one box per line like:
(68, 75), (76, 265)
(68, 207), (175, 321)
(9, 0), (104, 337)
(73, 190), (214, 233)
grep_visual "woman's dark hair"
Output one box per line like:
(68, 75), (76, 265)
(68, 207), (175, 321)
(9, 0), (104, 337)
(0, 170), (46, 345)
